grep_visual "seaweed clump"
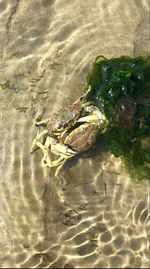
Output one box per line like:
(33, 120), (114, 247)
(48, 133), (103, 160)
(84, 55), (150, 181)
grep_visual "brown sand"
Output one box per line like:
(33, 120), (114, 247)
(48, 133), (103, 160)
(0, 0), (149, 268)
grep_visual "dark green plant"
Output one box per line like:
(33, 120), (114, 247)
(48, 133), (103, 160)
(84, 55), (150, 181)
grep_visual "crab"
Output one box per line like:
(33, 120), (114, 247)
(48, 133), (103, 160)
(30, 88), (108, 177)
(30, 55), (150, 181)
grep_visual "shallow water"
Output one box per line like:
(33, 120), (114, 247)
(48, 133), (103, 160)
(0, 0), (149, 268)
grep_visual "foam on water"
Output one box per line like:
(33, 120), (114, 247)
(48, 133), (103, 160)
(0, 0), (149, 268)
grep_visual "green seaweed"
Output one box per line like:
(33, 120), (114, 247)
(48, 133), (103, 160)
(84, 55), (150, 181)
(0, 81), (10, 91)
(0, 82), (7, 91)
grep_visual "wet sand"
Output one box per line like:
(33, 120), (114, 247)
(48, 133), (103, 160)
(0, 0), (149, 268)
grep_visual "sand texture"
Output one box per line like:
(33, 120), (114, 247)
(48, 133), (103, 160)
(0, 0), (149, 268)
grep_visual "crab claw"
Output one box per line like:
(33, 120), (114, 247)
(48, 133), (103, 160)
(52, 142), (76, 156)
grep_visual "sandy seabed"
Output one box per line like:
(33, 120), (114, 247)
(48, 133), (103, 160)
(0, 0), (149, 268)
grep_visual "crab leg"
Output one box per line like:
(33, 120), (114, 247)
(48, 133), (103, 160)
(33, 138), (54, 168)
(41, 145), (75, 169)
(30, 129), (48, 153)
(33, 134), (76, 170)
(42, 155), (64, 168)
(77, 114), (98, 123)
(54, 152), (77, 177)
(35, 118), (51, 126)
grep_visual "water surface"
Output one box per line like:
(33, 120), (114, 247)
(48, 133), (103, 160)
(0, 0), (149, 268)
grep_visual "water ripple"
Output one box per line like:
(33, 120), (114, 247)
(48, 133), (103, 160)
(0, 0), (149, 268)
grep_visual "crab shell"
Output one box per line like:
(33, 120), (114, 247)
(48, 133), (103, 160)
(62, 122), (99, 152)
(51, 102), (84, 134)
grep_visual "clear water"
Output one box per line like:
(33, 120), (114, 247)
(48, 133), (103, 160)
(0, 0), (149, 268)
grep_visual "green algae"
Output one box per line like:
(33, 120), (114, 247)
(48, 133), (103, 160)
(0, 82), (8, 91)
(84, 55), (150, 181)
